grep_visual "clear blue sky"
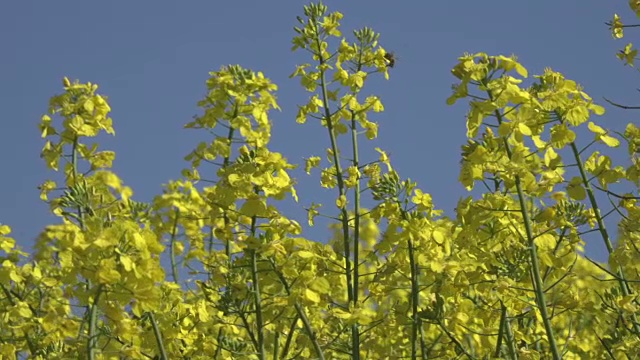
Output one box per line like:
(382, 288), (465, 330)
(2, 1), (637, 263)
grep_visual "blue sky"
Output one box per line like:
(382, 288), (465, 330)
(1, 1), (637, 263)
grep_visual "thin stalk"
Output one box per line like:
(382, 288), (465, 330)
(504, 314), (518, 360)
(311, 20), (357, 358)
(407, 238), (420, 360)
(238, 299), (260, 351)
(273, 332), (280, 360)
(269, 259), (326, 360)
(513, 148), (560, 359)
(438, 320), (476, 359)
(208, 227), (215, 282)
(214, 328), (224, 359)
(350, 110), (362, 356)
(249, 213), (265, 360)
(398, 208), (423, 360)
(419, 325), (428, 360)
(497, 301), (518, 360)
(148, 312), (168, 360)
(169, 209), (180, 283)
(568, 140), (640, 334)
(495, 303), (506, 358)
(70, 137), (84, 225)
(87, 285), (104, 360)
(293, 304), (325, 359)
(490, 103), (561, 360)
(280, 315), (299, 359)
(73, 137), (89, 343)
(71, 136), (99, 360)
(206, 103), (238, 360)
(221, 107), (237, 323)
(208, 227), (215, 255)
(542, 228), (568, 284)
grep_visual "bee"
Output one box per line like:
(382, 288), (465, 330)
(384, 51), (398, 68)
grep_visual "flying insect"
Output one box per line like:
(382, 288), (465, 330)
(384, 52), (398, 68)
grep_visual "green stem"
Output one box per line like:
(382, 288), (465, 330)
(148, 312), (168, 360)
(350, 111), (362, 354)
(221, 106), (236, 323)
(280, 315), (299, 359)
(497, 301), (518, 360)
(268, 259), (326, 360)
(71, 136), (97, 358)
(438, 320), (476, 359)
(273, 332), (280, 360)
(311, 19), (357, 358)
(514, 152), (561, 359)
(490, 104), (561, 360)
(495, 303), (505, 358)
(568, 139), (640, 334)
(87, 285), (103, 360)
(397, 208), (423, 360)
(419, 324), (428, 360)
(169, 209), (180, 283)
(249, 214), (265, 360)
(214, 328), (224, 359)
(542, 228), (568, 284)
(293, 303), (325, 360)
(408, 237), (420, 360)
(208, 227), (215, 255)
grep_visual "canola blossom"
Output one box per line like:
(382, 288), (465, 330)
(2, 2), (640, 359)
